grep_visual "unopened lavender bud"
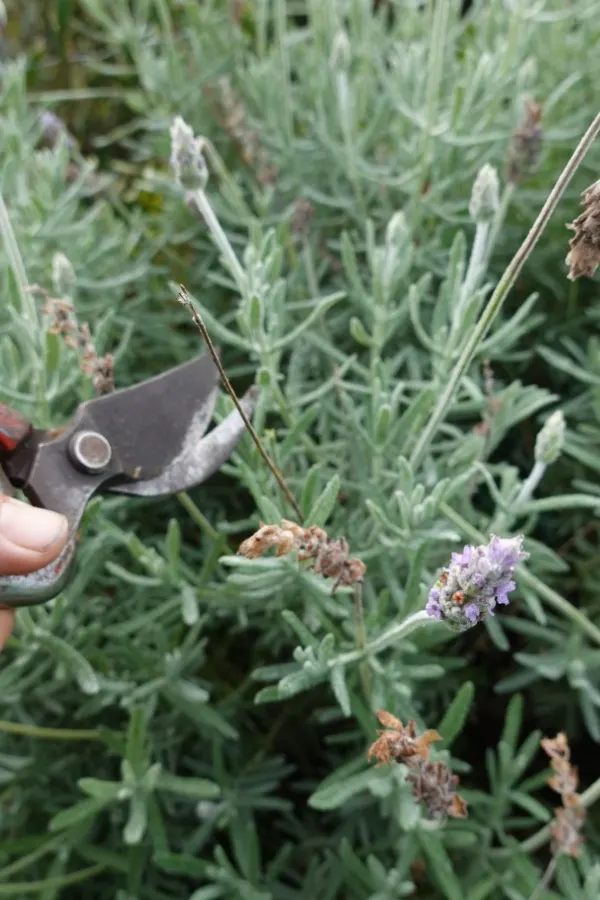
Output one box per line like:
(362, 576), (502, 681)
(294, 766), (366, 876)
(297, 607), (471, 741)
(52, 252), (76, 297)
(329, 29), (351, 71)
(425, 535), (528, 632)
(535, 410), (565, 465)
(169, 116), (208, 191)
(468, 164), (499, 223)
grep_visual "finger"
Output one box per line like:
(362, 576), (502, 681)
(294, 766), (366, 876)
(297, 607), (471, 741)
(0, 496), (68, 576)
(0, 608), (14, 650)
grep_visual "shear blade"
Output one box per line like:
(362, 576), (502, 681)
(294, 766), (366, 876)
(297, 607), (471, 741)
(109, 387), (257, 497)
(79, 353), (220, 480)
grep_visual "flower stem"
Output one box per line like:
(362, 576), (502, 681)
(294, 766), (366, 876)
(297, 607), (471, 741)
(440, 501), (600, 647)
(332, 610), (434, 668)
(190, 189), (248, 293)
(528, 856), (557, 900)
(409, 111), (600, 470)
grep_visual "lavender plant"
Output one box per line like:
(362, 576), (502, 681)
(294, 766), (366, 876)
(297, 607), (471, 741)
(1, 1), (600, 899)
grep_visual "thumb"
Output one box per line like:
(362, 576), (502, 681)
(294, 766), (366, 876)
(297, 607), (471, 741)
(0, 496), (68, 577)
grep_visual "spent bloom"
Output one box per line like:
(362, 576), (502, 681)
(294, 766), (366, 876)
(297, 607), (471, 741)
(566, 180), (600, 280)
(535, 410), (565, 466)
(425, 535), (528, 631)
(238, 520), (366, 594)
(469, 164), (500, 223)
(507, 96), (543, 185)
(169, 116), (208, 191)
(541, 732), (585, 858)
(368, 711), (467, 822)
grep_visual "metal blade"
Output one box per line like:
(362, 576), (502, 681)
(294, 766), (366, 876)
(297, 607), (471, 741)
(79, 353), (220, 482)
(108, 387), (257, 497)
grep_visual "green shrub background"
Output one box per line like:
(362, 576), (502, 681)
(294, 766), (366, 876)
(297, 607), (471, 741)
(1, 0), (600, 897)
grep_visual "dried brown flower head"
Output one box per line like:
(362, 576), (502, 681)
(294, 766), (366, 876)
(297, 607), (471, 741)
(541, 731), (586, 857)
(238, 520), (366, 593)
(565, 180), (600, 280)
(34, 285), (114, 395)
(367, 710), (441, 767)
(205, 77), (278, 186)
(406, 760), (468, 821)
(368, 710), (467, 822)
(507, 97), (543, 185)
(290, 199), (315, 238)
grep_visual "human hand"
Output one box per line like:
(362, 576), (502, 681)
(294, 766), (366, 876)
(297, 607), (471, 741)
(0, 497), (68, 649)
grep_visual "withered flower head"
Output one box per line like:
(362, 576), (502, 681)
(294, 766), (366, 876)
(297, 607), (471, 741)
(368, 710), (467, 822)
(406, 760), (468, 821)
(541, 731), (585, 858)
(565, 180), (600, 280)
(507, 96), (543, 185)
(367, 710), (442, 767)
(238, 520), (366, 593)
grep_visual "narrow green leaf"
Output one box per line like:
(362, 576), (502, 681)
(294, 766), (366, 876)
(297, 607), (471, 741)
(126, 707), (148, 772)
(123, 792), (147, 845)
(500, 694), (523, 752)
(154, 852), (209, 878)
(308, 770), (377, 810)
(306, 474), (340, 527)
(437, 682), (474, 747)
(418, 831), (464, 900)
(509, 791), (551, 822)
(37, 633), (99, 695)
(49, 798), (108, 832)
(157, 772), (220, 800)
(330, 664), (351, 717)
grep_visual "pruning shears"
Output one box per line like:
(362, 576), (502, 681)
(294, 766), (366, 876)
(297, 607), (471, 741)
(0, 354), (256, 608)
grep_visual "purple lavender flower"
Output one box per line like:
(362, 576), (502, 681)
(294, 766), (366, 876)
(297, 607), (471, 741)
(425, 535), (528, 632)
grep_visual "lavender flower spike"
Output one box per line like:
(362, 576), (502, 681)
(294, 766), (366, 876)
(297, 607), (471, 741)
(425, 535), (528, 632)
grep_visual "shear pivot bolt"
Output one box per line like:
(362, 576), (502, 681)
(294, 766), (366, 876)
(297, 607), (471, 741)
(69, 431), (112, 474)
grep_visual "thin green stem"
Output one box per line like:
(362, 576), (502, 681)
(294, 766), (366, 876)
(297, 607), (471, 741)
(0, 719), (117, 741)
(0, 864), (105, 894)
(190, 191), (248, 293)
(353, 582), (372, 698)
(495, 774), (600, 857)
(409, 111), (600, 470)
(420, 0), (451, 173)
(332, 610), (434, 668)
(439, 501), (600, 647)
(528, 856), (557, 900)
(176, 492), (221, 543)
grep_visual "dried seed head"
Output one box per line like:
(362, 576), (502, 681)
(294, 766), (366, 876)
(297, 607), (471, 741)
(566, 180), (600, 280)
(541, 732), (585, 858)
(507, 97), (543, 185)
(406, 760), (468, 821)
(535, 410), (565, 466)
(368, 711), (467, 822)
(290, 199), (315, 238)
(238, 520), (365, 593)
(367, 711), (442, 767)
(169, 116), (208, 191)
(469, 164), (500, 224)
(52, 252), (76, 298)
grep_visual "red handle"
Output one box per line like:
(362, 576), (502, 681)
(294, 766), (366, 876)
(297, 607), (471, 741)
(0, 403), (32, 454)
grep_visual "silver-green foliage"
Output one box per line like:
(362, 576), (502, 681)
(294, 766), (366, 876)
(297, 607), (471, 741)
(1, 1), (600, 897)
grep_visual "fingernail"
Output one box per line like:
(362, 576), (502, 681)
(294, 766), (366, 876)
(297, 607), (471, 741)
(0, 498), (68, 553)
